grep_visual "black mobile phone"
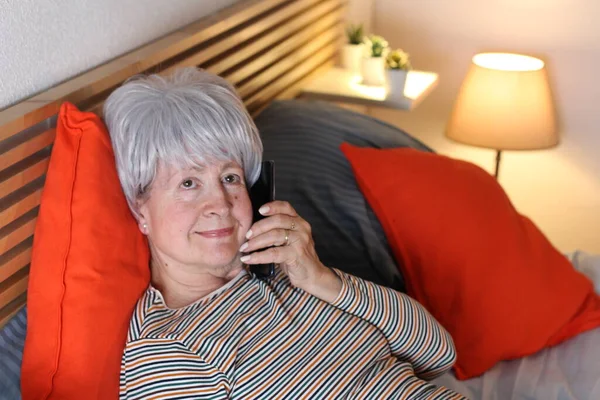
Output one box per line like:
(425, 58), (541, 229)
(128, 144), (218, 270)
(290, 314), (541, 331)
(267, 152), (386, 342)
(248, 160), (275, 278)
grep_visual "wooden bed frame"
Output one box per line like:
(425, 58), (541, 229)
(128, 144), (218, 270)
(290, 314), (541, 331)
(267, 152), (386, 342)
(0, 0), (347, 328)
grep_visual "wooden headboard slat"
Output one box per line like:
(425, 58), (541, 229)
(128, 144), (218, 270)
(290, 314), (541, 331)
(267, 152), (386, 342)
(133, 0), (289, 68)
(0, 0), (293, 140)
(71, 0), (344, 120)
(0, 178), (44, 231)
(0, 0), (348, 326)
(79, 0), (344, 120)
(0, 150), (51, 197)
(272, 60), (334, 102)
(0, 102), (54, 144)
(0, 267), (29, 311)
(0, 210), (37, 255)
(0, 292), (27, 328)
(212, 0), (342, 79)
(229, 9), (342, 86)
(249, 59), (335, 118)
(245, 41), (338, 112)
(0, 212), (36, 319)
(0, 129), (55, 172)
(237, 24), (341, 99)
(178, 0), (291, 39)
(160, 0), (326, 78)
(0, 237), (33, 283)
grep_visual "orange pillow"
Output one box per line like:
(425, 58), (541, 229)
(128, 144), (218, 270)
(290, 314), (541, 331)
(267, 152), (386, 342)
(340, 143), (600, 380)
(21, 103), (150, 399)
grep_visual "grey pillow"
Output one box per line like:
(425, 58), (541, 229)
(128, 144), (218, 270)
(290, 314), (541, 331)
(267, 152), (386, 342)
(0, 306), (26, 400)
(254, 100), (433, 291)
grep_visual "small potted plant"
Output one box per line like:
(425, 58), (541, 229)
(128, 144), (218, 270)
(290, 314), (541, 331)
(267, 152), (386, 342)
(341, 24), (365, 75)
(361, 35), (389, 86)
(386, 48), (412, 99)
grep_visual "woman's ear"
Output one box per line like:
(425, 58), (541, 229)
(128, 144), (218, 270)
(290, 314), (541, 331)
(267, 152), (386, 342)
(136, 215), (149, 235)
(134, 198), (149, 235)
(138, 220), (149, 235)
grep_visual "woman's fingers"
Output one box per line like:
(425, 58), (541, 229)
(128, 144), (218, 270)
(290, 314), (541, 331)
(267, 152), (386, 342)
(240, 228), (297, 253)
(257, 200), (298, 218)
(247, 211), (305, 240)
(240, 241), (295, 265)
(240, 246), (279, 264)
(241, 200), (325, 288)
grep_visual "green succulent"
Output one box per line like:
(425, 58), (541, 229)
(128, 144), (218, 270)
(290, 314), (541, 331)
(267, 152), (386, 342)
(386, 49), (412, 70)
(345, 24), (364, 45)
(364, 35), (389, 58)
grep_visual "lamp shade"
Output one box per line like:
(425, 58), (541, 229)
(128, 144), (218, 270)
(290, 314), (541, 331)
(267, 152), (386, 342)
(446, 53), (557, 151)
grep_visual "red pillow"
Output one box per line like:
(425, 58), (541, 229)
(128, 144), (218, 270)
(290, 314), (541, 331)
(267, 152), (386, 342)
(341, 143), (600, 380)
(21, 103), (150, 399)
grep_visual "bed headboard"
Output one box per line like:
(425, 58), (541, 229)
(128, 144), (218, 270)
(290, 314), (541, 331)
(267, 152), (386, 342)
(0, 0), (347, 327)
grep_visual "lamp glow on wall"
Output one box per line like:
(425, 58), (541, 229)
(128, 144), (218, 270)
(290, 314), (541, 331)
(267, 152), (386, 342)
(445, 52), (558, 179)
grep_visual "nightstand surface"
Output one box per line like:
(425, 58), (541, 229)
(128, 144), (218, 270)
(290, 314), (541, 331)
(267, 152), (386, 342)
(300, 67), (438, 110)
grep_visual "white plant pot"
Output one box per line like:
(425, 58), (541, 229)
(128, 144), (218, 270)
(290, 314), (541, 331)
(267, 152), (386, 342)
(361, 57), (386, 86)
(386, 69), (408, 100)
(341, 44), (365, 76)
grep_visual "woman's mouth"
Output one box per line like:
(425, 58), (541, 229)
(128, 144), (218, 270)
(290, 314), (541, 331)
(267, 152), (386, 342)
(197, 227), (234, 238)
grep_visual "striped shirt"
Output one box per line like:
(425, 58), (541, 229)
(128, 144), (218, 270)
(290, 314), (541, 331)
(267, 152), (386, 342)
(120, 268), (465, 399)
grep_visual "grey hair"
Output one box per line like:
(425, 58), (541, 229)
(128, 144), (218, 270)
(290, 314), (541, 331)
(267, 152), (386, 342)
(103, 67), (263, 218)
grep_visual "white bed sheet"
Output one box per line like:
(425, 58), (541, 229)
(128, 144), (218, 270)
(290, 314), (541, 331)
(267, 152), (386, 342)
(433, 327), (600, 400)
(432, 251), (600, 400)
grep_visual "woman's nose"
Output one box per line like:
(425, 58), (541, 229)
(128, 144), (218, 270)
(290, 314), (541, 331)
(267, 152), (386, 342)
(202, 186), (231, 217)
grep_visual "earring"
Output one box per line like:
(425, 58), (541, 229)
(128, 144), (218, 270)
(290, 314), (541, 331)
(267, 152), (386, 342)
(142, 223), (147, 231)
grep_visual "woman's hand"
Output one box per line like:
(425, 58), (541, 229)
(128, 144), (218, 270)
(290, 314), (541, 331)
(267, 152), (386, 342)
(239, 201), (342, 302)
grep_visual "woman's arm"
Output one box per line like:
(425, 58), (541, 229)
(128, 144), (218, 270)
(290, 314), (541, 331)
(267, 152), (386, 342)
(241, 201), (456, 380)
(310, 268), (457, 381)
(350, 359), (466, 399)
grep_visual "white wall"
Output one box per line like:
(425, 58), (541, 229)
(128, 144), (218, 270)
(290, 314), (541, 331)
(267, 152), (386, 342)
(371, 0), (600, 254)
(345, 0), (374, 33)
(0, 0), (241, 109)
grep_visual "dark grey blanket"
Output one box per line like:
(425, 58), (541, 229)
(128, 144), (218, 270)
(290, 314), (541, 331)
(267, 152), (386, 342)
(255, 99), (432, 291)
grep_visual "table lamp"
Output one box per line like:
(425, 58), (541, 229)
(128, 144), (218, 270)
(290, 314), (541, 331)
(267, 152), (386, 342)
(445, 52), (558, 179)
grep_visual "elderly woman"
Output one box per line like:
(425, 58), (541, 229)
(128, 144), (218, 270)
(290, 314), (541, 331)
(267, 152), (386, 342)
(103, 68), (465, 399)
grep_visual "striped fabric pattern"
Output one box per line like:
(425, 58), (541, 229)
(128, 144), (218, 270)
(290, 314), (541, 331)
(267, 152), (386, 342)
(0, 306), (27, 400)
(120, 268), (465, 399)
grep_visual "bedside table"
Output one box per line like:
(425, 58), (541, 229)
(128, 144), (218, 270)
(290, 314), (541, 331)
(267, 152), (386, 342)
(300, 67), (438, 110)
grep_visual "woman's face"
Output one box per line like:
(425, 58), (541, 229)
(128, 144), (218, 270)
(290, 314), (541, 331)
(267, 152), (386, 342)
(137, 159), (253, 275)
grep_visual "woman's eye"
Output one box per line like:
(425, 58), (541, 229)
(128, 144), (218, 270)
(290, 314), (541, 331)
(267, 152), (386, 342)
(181, 179), (196, 189)
(223, 174), (241, 184)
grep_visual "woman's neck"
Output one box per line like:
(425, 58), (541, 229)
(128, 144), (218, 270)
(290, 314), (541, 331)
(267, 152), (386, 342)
(150, 260), (244, 309)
